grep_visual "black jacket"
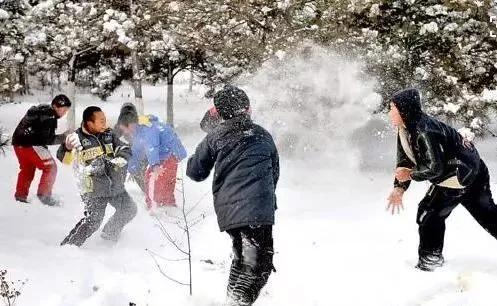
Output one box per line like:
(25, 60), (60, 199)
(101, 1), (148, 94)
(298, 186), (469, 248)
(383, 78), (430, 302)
(393, 88), (480, 190)
(57, 127), (131, 198)
(12, 104), (65, 147)
(187, 116), (279, 232)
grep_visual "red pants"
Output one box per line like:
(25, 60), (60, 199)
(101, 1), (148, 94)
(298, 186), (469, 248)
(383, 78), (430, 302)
(144, 156), (178, 209)
(14, 146), (57, 199)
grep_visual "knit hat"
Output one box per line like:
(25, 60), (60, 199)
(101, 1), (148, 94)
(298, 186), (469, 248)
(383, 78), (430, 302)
(213, 85), (250, 120)
(51, 94), (72, 107)
(117, 103), (139, 127)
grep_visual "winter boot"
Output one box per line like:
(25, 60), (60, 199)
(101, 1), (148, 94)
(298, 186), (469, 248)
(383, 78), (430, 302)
(415, 253), (444, 271)
(100, 231), (120, 242)
(37, 195), (60, 207)
(15, 196), (29, 203)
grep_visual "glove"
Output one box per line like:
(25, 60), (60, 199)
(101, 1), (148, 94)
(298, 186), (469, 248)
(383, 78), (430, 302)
(110, 157), (127, 168)
(149, 164), (162, 180)
(83, 158), (106, 176)
(65, 132), (82, 151)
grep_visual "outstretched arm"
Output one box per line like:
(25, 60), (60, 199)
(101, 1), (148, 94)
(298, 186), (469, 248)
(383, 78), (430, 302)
(186, 137), (215, 182)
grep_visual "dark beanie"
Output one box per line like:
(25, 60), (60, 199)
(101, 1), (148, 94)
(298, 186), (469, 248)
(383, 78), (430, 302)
(52, 94), (72, 107)
(117, 104), (139, 127)
(213, 85), (250, 120)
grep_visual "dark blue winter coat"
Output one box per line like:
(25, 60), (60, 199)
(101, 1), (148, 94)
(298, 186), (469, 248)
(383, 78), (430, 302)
(186, 115), (279, 232)
(128, 115), (187, 175)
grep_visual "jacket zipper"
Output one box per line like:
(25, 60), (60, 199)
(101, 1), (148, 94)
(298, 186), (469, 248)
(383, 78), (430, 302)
(86, 132), (113, 194)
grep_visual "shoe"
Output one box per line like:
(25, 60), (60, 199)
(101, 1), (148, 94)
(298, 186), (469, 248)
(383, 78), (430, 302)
(37, 195), (60, 206)
(415, 253), (444, 271)
(100, 231), (119, 242)
(15, 196), (29, 203)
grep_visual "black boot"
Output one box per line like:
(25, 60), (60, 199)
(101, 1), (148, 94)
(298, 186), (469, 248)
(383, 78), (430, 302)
(15, 196), (29, 203)
(416, 253), (444, 271)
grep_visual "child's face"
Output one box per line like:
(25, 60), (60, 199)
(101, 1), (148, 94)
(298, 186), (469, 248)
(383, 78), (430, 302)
(119, 123), (136, 136)
(389, 102), (404, 127)
(87, 111), (107, 134)
(54, 106), (69, 118)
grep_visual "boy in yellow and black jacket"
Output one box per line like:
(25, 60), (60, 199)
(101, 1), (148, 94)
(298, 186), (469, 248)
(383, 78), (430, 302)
(57, 106), (137, 247)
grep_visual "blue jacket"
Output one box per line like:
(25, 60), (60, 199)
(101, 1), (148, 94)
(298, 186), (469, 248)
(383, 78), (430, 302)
(128, 115), (187, 175)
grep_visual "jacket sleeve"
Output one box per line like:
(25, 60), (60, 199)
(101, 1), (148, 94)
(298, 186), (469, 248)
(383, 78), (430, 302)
(145, 127), (161, 166)
(56, 143), (72, 164)
(200, 109), (221, 133)
(112, 131), (132, 160)
(52, 133), (66, 145)
(186, 137), (215, 182)
(394, 135), (415, 190)
(410, 132), (445, 182)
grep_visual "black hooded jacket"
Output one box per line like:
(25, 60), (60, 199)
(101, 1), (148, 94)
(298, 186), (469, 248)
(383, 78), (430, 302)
(186, 115), (279, 232)
(393, 88), (480, 190)
(12, 104), (65, 147)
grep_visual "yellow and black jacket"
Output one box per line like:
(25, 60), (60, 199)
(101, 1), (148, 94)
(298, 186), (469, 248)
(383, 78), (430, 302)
(56, 127), (131, 198)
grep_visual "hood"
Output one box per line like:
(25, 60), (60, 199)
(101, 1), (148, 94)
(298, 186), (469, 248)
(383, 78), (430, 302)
(138, 114), (159, 127)
(392, 88), (424, 128)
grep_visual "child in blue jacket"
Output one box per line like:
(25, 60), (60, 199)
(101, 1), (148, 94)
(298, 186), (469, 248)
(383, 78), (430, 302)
(118, 113), (186, 210)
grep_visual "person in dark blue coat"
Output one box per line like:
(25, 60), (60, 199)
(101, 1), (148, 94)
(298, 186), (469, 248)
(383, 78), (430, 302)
(118, 113), (187, 210)
(187, 85), (279, 306)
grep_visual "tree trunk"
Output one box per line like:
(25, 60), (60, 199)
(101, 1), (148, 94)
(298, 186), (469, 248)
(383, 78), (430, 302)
(50, 71), (55, 98)
(188, 70), (193, 92)
(8, 65), (15, 103)
(17, 63), (26, 95)
(129, 0), (144, 115)
(131, 50), (144, 115)
(67, 53), (77, 130)
(166, 61), (174, 125)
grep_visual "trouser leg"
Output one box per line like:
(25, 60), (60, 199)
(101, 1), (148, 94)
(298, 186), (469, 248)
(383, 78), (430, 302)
(461, 161), (497, 239)
(14, 146), (36, 200)
(417, 185), (462, 268)
(225, 225), (274, 306)
(61, 197), (107, 246)
(31, 146), (57, 197)
(102, 192), (137, 240)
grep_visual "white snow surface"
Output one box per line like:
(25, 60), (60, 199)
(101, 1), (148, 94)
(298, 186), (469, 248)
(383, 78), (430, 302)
(2, 80), (497, 306)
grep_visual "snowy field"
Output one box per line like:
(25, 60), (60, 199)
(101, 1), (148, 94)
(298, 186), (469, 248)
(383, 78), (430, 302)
(2, 82), (497, 306)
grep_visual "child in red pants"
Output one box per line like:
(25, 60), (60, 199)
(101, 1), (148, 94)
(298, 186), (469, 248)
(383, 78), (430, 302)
(11, 95), (72, 205)
(117, 112), (186, 211)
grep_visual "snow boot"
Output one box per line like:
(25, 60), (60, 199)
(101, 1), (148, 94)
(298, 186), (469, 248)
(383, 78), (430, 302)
(37, 195), (60, 207)
(15, 196), (29, 203)
(100, 231), (119, 243)
(415, 253), (444, 271)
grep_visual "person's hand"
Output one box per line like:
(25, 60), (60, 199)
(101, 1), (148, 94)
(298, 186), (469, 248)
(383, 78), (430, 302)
(387, 188), (405, 215)
(149, 164), (162, 179)
(110, 157), (127, 168)
(395, 167), (412, 183)
(83, 158), (106, 176)
(65, 132), (82, 151)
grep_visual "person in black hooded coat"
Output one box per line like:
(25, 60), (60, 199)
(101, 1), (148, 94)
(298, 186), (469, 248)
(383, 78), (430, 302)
(387, 88), (497, 271)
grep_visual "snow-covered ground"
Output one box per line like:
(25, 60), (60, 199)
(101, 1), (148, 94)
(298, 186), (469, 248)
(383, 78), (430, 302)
(2, 82), (497, 306)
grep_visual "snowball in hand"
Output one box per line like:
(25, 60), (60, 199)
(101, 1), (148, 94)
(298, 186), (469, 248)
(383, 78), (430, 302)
(65, 132), (82, 150)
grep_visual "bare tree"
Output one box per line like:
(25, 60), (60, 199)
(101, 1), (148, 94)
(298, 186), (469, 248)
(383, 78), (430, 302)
(147, 174), (208, 296)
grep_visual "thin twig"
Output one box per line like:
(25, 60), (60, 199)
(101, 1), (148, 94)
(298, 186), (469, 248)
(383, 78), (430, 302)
(145, 248), (189, 262)
(147, 250), (190, 286)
